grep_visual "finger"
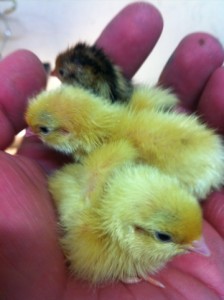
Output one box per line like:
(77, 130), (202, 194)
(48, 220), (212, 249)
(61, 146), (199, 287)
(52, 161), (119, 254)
(158, 33), (224, 111)
(202, 189), (224, 238)
(0, 152), (66, 298)
(0, 50), (47, 150)
(17, 133), (72, 174)
(197, 67), (224, 134)
(170, 221), (224, 297)
(95, 2), (163, 78)
(19, 3), (163, 171)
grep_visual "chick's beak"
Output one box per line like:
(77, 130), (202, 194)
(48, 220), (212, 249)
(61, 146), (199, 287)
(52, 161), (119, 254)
(50, 68), (57, 77)
(187, 236), (211, 257)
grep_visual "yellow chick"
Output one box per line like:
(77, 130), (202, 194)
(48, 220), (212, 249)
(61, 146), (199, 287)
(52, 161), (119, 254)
(51, 140), (138, 225)
(26, 85), (224, 199)
(51, 42), (133, 103)
(128, 84), (178, 114)
(49, 141), (209, 287)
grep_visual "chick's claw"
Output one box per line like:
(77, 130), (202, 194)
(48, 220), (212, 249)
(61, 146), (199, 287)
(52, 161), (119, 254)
(144, 276), (165, 289)
(122, 276), (165, 289)
(122, 277), (142, 284)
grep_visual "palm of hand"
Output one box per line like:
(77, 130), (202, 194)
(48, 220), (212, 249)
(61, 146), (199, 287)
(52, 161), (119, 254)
(1, 3), (224, 300)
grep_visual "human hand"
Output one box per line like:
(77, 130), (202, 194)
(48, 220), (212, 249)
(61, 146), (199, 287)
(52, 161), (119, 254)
(0, 2), (224, 299)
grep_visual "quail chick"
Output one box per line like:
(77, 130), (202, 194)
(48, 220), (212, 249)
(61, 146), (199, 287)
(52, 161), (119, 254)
(52, 42), (133, 103)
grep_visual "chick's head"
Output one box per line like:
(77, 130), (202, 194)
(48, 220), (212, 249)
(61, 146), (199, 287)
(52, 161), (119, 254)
(53, 45), (90, 86)
(53, 43), (111, 88)
(25, 85), (116, 158)
(98, 164), (204, 276)
(59, 163), (208, 284)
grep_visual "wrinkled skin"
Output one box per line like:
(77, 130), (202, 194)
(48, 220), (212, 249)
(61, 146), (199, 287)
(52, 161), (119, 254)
(1, 2), (224, 300)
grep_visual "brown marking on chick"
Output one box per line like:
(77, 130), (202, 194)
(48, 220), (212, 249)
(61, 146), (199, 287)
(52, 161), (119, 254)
(53, 42), (133, 103)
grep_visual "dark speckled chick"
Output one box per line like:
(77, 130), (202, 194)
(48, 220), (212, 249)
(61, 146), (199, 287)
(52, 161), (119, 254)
(52, 42), (133, 103)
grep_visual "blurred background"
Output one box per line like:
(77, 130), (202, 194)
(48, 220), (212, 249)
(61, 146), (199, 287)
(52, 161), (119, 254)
(1, 0), (224, 85)
(1, 0), (223, 153)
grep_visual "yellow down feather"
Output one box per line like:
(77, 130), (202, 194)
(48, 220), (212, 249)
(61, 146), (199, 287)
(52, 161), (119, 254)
(49, 141), (202, 284)
(26, 85), (224, 199)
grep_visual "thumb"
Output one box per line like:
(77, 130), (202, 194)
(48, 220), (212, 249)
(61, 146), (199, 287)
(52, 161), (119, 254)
(0, 49), (47, 150)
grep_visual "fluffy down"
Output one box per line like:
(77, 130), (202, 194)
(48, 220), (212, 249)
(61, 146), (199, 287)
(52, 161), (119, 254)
(26, 85), (224, 199)
(128, 84), (178, 113)
(49, 141), (203, 284)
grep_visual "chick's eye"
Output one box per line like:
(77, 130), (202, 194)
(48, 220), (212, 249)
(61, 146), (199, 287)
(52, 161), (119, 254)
(155, 232), (172, 243)
(59, 69), (65, 77)
(39, 126), (50, 135)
